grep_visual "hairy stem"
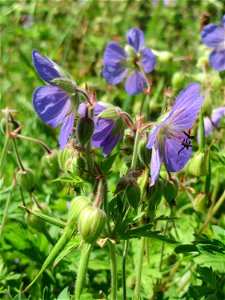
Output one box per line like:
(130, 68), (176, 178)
(122, 239), (129, 300)
(14, 134), (51, 154)
(134, 237), (145, 299)
(0, 184), (14, 236)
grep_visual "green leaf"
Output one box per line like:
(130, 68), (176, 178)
(53, 235), (81, 267)
(51, 174), (83, 184)
(100, 152), (118, 174)
(174, 244), (199, 254)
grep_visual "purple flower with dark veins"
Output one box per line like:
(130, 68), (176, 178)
(201, 15), (225, 71)
(32, 50), (76, 149)
(78, 103), (124, 156)
(102, 28), (156, 96)
(198, 107), (225, 141)
(146, 83), (205, 186)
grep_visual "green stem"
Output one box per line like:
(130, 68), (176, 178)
(74, 242), (92, 299)
(108, 242), (117, 300)
(14, 134), (51, 154)
(122, 239), (129, 300)
(131, 129), (140, 171)
(200, 190), (225, 233)
(0, 110), (10, 177)
(0, 184), (14, 236)
(199, 109), (205, 153)
(12, 137), (25, 170)
(134, 237), (145, 299)
(211, 170), (220, 205)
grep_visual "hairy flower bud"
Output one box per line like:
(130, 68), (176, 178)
(164, 180), (179, 205)
(16, 168), (36, 192)
(172, 71), (185, 89)
(78, 207), (106, 244)
(42, 150), (60, 176)
(147, 178), (164, 219)
(194, 192), (208, 212)
(123, 128), (134, 147)
(76, 116), (94, 146)
(125, 178), (141, 210)
(115, 175), (131, 194)
(188, 152), (207, 177)
(58, 147), (74, 171)
(98, 108), (119, 120)
(138, 140), (152, 166)
(25, 203), (50, 232)
(152, 50), (173, 63)
(67, 196), (91, 226)
(66, 156), (85, 176)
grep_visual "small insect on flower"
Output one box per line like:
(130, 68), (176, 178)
(102, 28), (156, 95)
(201, 15), (225, 71)
(32, 50), (77, 149)
(146, 83), (205, 186)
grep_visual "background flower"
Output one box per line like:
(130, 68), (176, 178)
(146, 83), (204, 186)
(32, 50), (75, 149)
(102, 28), (156, 95)
(201, 15), (225, 71)
(198, 107), (225, 141)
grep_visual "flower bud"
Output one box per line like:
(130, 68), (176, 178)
(51, 78), (76, 93)
(16, 168), (35, 192)
(188, 152), (207, 177)
(66, 156), (85, 176)
(201, 96), (212, 116)
(67, 196), (91, 226)
(76, 116), (94, 146)
(111, 117), (126, 136)
(153, 50), (173, 63)
(125, 178), (141, 210)
(138, 140), (152, 166)
(42, 150), (60, 176)
(164, 180), (179, 205)
(194, 192), (208, 212)
(172, 71), (185, 90)
(25, 203), (50, 232)
(114, 175), (131, 194)
(123, 128), (134, 147)
(58, 147), (74, 170)
(147, 178), (164, 219)
(78, 207), (106, 243)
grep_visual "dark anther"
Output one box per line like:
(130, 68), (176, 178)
(178, 138), (192, 155)
(183, 131), (194, 140)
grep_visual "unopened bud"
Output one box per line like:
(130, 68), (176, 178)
(153, 50), (173, 63)
(201, 96), (212, 116)
(25, 203), (50, 232)
(172, 71), (185, 90)
(76, 116), (94, 146)
(66, 156), (85, 175)
(125, 178), (141, 210)
(188, 152), (207, 177)
(147, 178), (164, 219)
(123, 128), (134, 147)
(138, 140), (152, 166)
(42, 150), (60, 175)
(115, 175), (131, 194)
(164, 180), (179, 205)
(67, 196), (91, 226)
(194, 193), (208, 212)
(78, 207), (106, 243)
(111, 117), (126, 136)
(51, 78), (76, 93)
(58, 147), (74, 170)
(16, 168), (35, 192)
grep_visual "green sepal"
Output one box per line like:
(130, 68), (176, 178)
(51, 77), (77, 94)
(98, 108), (119, 120)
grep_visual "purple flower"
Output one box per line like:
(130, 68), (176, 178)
(146, 83), (204, 186)
(32, 50), (76, 149)
(201, 15), (225, 71)
(78, 103), (122, 156)
(198, 107), (225, 141)
(102, 28), (156, 96)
